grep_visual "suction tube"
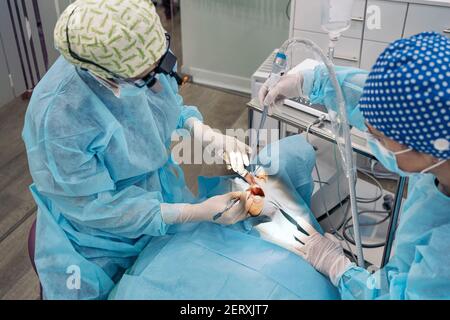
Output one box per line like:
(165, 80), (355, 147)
(279, 38), (364, 267)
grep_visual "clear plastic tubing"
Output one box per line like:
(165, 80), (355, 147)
(277, 37), (365, 267)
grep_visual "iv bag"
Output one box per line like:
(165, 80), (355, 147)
(321, 0), (354, 40)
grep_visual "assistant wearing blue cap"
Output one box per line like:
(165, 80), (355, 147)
(360, 32), (449, 160)
(259, 32), (450, 299)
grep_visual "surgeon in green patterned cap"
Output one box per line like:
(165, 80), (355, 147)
(54, 0), (168, 81)
(22, 0), (253, 299)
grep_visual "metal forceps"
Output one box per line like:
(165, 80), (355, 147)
(267, 199), (310, 244)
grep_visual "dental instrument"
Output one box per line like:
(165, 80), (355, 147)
(253, 51), (288, 172)
(279, 207), (311, 238)
(213, 198), (240, 221)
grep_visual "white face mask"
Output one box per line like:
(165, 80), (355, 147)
(366, 133), (446, 176)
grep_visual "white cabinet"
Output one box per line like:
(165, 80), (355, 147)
(293, 30), (361, 67)
(290, 0), (450, 71)
(363, 0), (408, 43)
(360, 40), (389, 70)
(404, 4), (450, 38)
(293, 0), (366, 39)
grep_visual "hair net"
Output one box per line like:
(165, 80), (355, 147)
(359, 32), (450, 159)
(54, 0), (167, 79)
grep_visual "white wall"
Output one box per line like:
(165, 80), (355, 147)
(181, 0), (290, 93)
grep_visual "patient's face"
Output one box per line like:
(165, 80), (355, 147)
(246, 169), (269, 216)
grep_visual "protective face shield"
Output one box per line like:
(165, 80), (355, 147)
(366, 133), (446, 176)
(122, 35), (183, 89)
(84, 33), (182, 97)
(117, 81), (148, 97)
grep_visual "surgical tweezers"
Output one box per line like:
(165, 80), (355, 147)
(267, 199), (310, 237)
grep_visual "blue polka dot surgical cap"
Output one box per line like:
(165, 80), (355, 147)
(360, 32), (450, 159)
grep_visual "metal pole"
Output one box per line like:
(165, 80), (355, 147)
(7, 0), (30, 90)
(381, 176), (407, 267)
(327, 41), (364, 267)
(20, 0), (41, 80)
(32, 0), (49, 71)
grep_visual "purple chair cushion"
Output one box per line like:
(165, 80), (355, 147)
(28, 219), (37, 273)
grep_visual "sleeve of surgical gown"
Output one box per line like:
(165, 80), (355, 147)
(41, 74), (205, 239)
(337, 223), (450, 300)
(166, 67), (203, 129)
(40, 116), (170, 239)
(177, 104), (203, 130)
(302, 65), (368, 131)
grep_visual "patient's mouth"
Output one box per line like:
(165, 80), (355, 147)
(249, 185), (265, 197)
(247, 185), (265, 216)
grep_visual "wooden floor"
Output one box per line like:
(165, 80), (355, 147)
(0, 97), (40, 300)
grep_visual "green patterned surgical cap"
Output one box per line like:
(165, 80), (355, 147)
(54, 0), (167, 79)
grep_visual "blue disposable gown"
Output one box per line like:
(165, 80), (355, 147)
(109, 135), (340, 300)
(22, 57), (203, 299)
(303, 65), (450, 299)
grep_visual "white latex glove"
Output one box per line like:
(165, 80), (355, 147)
(258, 73), (304, 115)
(292, 220), (354, 286)
(161, 191), (254, 225)
(186, 118), (252, 176)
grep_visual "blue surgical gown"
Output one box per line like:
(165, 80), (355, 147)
(303, 64), (450, 299)
(23, 57), (203, 299)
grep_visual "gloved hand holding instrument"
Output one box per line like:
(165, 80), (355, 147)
(249, 172), (354, 286)
(251, 51), (289, 176)
(258, 193), (354, 286)
(161, 191), (253, 225)
(185, 52), (290, 184)
(291, 219), (354, 286)
(186, 118), (252, 178)
(258, 72), (304, 115)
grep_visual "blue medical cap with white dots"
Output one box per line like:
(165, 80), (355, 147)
(360, 32), (450, 159)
